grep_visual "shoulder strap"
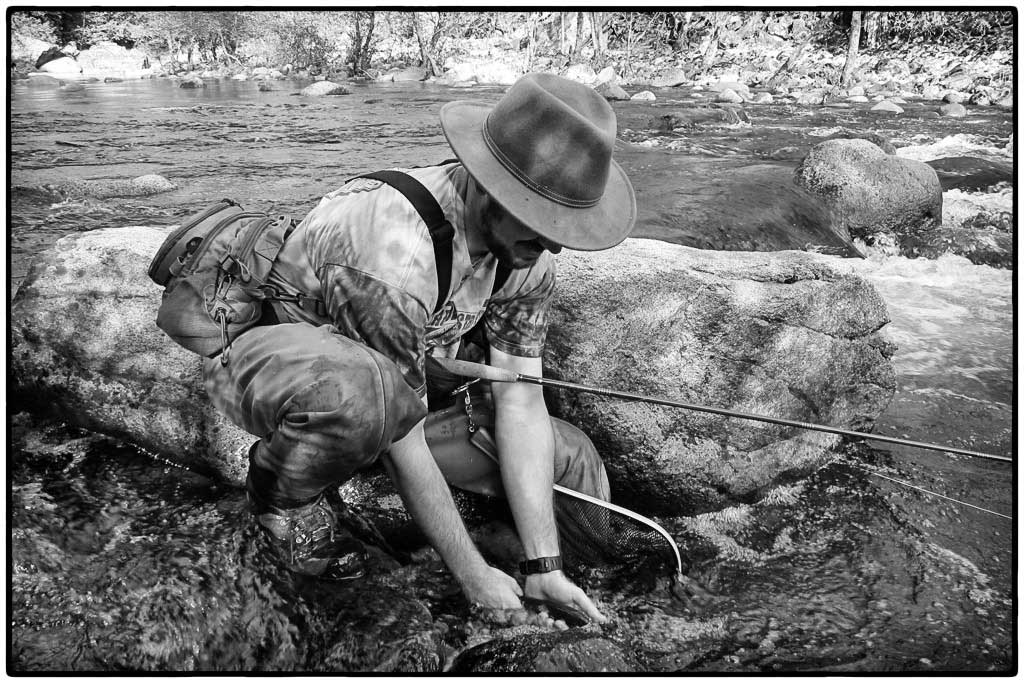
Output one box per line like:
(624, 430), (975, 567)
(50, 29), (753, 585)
(358, 170), (453, 315)
(492, 262), (513, 296)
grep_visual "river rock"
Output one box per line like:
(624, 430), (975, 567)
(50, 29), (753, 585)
(942, 91), (966, 104)
(10, 226), (252, 482)
(630, 90), (656, 101)
(179, 75), (205, 89)
(913, 226), (1014, 268)
(35, 47), (71, 70)
(870, 100), (903, 114)
(939, 102), (968, 117)
(39, 56), (82, 76)
(821, 129), (895, 155)
(451, 632), (638, 672)
(715, 88), (744, 104)
(57, 174), (176, 199)
(300, 80), (351, 96)
(10, 230), (894, 512)
(595, 81), (629, 101)
(846, 95), (869, 103)
(650, 67), (687, 88)
(794, 138), (942, 247)
(58, 81), (86, 92)
(387, 66), (427, 82)
(544, 240), (896, 514)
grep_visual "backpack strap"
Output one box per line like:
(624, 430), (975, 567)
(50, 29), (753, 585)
(358, 170), (453, 315)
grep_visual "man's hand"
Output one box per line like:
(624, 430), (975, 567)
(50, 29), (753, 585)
(461, 564), (524, 609)
(525, 571), (608, 624)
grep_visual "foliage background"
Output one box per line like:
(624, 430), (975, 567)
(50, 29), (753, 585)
(9, 9), (1015, 79)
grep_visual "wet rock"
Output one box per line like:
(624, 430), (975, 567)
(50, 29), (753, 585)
(450, 631), (638, 672)
(300, 80), (350, 96)
(871, 100), (903, 114)
(942, 91), (966, 104)
(58, 81), (85, 92)
(715, 88), (744, 104)
(846, 85), (865, 97)
(596, 81), (629, 101)
(847, 95), (869, 103)
(631, 90), (656, 101)
(794, 138), (942, 248)
(651, 67), (687, 88)
(178, 75), (205, 89)
(650, 107), (742, 131)
(545, 240), (896, 514)
(940, 102), (968, 118)
(749, 92), (773, 104)
(925, 156), (1012, 192)
(913, 226), (1014, 269)
(921, 84), (943, 100)
(57, 174), (176, 199)
(103, 76), (123, 83)
(257, 81), (274, 92)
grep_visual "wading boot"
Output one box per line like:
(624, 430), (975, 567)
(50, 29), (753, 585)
(249, 490), (369, 581)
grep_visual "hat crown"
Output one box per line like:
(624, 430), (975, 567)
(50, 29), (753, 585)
(482, 73), (616, 208)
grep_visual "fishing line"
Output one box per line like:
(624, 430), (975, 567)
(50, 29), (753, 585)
(838, 457), (1012, 520)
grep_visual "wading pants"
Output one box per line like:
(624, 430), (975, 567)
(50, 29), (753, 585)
(203, 322), (611, 514)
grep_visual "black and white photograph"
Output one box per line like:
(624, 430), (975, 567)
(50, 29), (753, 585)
(7, 6), (1015, 674)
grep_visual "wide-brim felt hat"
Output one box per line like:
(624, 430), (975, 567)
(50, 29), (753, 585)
(440, 72), (636, 251)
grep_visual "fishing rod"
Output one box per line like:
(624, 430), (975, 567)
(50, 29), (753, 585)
(435, 358), (1010, 464)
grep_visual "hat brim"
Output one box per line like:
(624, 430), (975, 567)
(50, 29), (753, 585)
(440, 100), (637, 251)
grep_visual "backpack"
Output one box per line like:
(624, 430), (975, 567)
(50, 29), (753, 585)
(148, 169), (512, 365)
(148, 200), (303, 364)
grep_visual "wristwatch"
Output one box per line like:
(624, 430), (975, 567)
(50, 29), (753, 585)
(519, 555), (563, 575)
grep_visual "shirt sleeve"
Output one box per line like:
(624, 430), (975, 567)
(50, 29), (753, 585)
(319, 264), (430, 397)
(482, 254), (556, 358)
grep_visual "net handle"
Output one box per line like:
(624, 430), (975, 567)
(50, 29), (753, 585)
(552, 484), (684, 577)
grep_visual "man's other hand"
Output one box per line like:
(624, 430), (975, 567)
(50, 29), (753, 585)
(461, 564), (524, 609)
(524, 571), (608, 623)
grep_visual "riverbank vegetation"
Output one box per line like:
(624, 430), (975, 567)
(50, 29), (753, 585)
(10, 9), (1014, 85)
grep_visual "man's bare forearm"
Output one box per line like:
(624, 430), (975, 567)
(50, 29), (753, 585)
(383, 420), (489, 583)
(489, 350), (560, 559)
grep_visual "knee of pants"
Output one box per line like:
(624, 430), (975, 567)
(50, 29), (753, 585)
(551, 417), (610, 501)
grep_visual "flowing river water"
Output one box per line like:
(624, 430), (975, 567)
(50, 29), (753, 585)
(8, 77), (1015, 672)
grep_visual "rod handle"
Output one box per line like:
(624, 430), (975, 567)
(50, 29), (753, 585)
(432, 357), (520, 383)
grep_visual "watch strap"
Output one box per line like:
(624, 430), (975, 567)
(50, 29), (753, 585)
(519, 555), (563, 575)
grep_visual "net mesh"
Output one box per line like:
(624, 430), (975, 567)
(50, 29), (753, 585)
(553, 490), (678, 572)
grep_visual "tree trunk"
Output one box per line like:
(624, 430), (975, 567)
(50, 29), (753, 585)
(359, 12), (376, 72)
(571, 11), (586, 61)
(841, 11), (862, 89)
(588, 12), (605, 62)
(863, 11), (879, 49)
(411, 12), (438, 76)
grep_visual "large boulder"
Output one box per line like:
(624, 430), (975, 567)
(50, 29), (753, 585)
(544, 240), (896, 514)
(38, 56), (82, 76)
(11, 229), (895, 514)
(794, 138), (943, 250)
(10, 227), (253, 483)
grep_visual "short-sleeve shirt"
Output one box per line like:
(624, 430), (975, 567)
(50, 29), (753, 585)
(266, 163), (555, 397)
